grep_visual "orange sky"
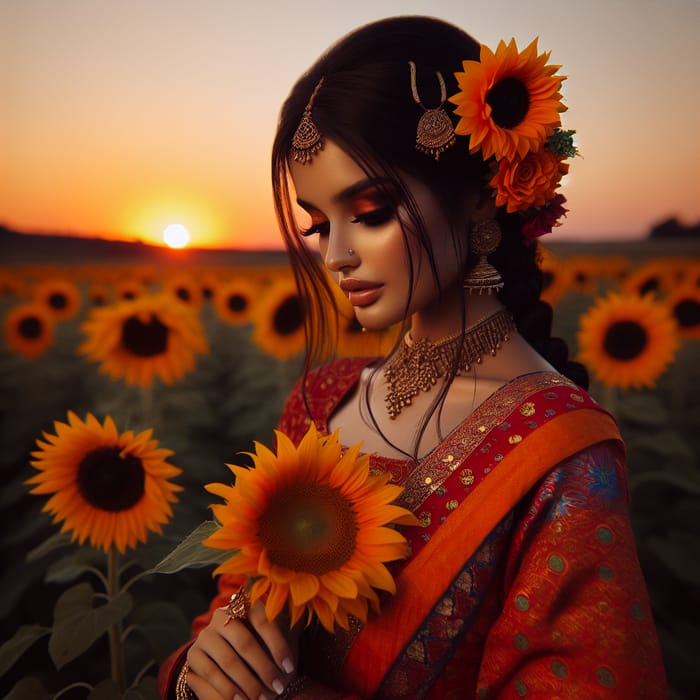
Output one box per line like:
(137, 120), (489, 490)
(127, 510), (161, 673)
(2, 0), (699, 250)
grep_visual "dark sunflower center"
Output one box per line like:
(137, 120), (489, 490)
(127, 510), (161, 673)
(486, 77), (530, 129)
(77, 446), (145, 512)
(48, 292), (68, 310)
(639, 277), (660, 296)
(227, 293), (248, 313)
(19, 316), (43, 340)
(603, 320), (648, 361)
(258, 482), (358, 575)
(273, 295), (303, 336)
(121, 314), (169, 356)
(674, 298), (700, 328)
(175, 287), (191, 303)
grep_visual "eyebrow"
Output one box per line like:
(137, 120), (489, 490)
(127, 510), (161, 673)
(296, 176), (392, 211)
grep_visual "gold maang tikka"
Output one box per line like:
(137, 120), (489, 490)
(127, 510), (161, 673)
(291, 77), (325, 165)
(409, 61), (456, 161)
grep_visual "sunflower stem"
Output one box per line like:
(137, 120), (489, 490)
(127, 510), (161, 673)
(107, 547), (126, 695)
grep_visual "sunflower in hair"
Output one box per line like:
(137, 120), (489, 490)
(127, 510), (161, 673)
(252, 278), (305, 360)
(4, 302), (55, 359)
(577, 292), (679, 390)
(450, 37), (566, 162)
(33, 277), (82, 321)
(79, 294), (208, 388)
(27, 411), (182, 553)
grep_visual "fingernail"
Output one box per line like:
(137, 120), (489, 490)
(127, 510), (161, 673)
(234, 696), (245, 700)
(272, 679), (285, 694)
(282, 657), (295, 673)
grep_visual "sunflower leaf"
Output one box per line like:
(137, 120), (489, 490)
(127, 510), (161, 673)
(25, 532), (73, 562)
(3, 676), (50, 700)
(0, 624), (51, 677)
(143, 521), (230, 575)
(49, 582), (133, 669)
(46, 547), (106, 584)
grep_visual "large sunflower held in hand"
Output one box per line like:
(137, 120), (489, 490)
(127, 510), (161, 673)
(79, 294), (208, 388)
(577, 292), (679, 390)
(27, 411), (182, 553)
(450, 37), (566, 161)
(204, 424), (418, 632)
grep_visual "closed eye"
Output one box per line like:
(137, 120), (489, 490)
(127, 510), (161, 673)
(350, 205), (395, 228)
(299, 220), (330, 237)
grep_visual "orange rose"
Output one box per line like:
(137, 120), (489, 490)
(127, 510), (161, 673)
(490, 149), (569, 213)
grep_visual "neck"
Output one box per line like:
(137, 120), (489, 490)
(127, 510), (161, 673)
(409, 292), (505, 343)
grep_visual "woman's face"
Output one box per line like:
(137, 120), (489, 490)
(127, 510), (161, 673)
(289, 140), (467, 332)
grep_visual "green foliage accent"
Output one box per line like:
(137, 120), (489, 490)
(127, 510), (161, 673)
(4, 676), (50, 700)
(145, 521), (230, 575)
(0, 626), (51, 678)
(49, 583), (133, 669)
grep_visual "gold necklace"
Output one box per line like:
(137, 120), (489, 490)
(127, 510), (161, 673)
(383, 308), (515, 419)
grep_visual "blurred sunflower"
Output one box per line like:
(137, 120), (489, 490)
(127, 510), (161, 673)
(0, 268), (25, 298)
(565, 256), (608, 295)
(163, 273), (202, 309)
(27, 411), (182, 554)
(79, 294), (209, 388)
(204, 424), (417, 632)
(577, 292), (679, 390)
(88, 283), (111, 307)
(664, 286), (700, 340)
(4, 302), (55, 359)
(450, 37), (566, 161)
(114, 278), (146, 301)
(33, 278), (82, 321)
(537, 248), (571, 306)
(252, 278), (305, 360)
(214, 278), (259, 325)
(621, 260), (675, 298)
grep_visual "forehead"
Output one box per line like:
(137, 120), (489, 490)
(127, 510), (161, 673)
(289, 140), (369, 207)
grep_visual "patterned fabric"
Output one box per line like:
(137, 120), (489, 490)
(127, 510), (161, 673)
(281, 359), (668, 699)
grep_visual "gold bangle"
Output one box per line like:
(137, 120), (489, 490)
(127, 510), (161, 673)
(175, 661), (195, 700)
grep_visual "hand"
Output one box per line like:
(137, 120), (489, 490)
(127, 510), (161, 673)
(185, 599), (298, 699)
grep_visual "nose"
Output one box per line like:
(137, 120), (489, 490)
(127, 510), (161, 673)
(323, 224), (358, 273)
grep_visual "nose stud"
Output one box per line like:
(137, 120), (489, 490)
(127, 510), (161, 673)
(347, 248), (355, 255)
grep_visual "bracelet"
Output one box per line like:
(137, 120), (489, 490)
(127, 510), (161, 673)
(277, 675), (307, 699)
(175, 661), (195, 700)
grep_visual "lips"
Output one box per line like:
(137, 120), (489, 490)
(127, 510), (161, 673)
(339, 279), (384, 308)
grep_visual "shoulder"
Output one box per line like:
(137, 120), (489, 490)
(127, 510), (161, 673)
(276, 356), (377, 441)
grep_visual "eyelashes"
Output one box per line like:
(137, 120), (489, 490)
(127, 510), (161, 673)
(299, 204), (396, 237)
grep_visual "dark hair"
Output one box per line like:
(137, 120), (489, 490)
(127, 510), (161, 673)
(271, 16), (587, 452)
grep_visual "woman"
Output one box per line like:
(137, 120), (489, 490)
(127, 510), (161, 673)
(161, 15), (668, 699)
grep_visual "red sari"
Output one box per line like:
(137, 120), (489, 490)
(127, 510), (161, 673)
(159, 358), (668, 699)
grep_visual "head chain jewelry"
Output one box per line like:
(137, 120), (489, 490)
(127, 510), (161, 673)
(291, 77), (325, 164)
(409, 61), (456, 161)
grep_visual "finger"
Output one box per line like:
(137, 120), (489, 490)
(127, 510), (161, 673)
(188, 633), (260, 700)
(248, 601), (297, 677)
(186, 665), (229, 700)
(217, 609), (288, 697)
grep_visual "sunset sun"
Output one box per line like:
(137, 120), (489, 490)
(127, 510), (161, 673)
(162, 223), (191, 249)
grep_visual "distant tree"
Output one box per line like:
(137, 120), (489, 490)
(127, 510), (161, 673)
(649, 217), (700, 238)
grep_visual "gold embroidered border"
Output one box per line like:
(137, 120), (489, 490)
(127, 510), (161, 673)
(398, 372), (574, 509)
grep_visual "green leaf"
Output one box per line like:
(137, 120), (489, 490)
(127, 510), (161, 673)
(25, 532), (73, 562)
(144, 521), (231, 575)
(88, 679), (122, 700)
(3, 676), (50, 700)
(49, 583), (133, 669)
(129, 601), (191, 663)
(46, 547), (106, 584)
(0, 625), (51, 677)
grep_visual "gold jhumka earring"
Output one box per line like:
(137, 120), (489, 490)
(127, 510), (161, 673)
(291, 77), (325, 165)
(409, 61), (456, 161)
(463, 219), (504, 294)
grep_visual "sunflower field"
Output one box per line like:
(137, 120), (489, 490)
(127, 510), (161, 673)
(0, 237), (699, 699)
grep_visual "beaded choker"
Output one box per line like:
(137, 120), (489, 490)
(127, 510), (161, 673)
(383, 309), (515, 418)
